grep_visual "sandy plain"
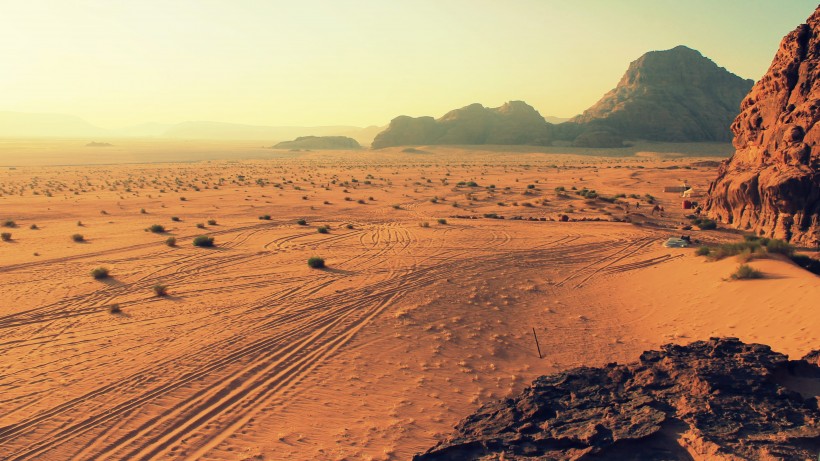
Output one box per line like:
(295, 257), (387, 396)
(0, 143), (817, 460)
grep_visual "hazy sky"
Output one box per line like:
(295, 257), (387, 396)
(1, 0), (817, 128)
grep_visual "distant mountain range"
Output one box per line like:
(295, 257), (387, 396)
(372, 45), (754, 148)
(372, 101), (553, 149)
(0, 112), (383, 146)
(1, 46), (754, 149)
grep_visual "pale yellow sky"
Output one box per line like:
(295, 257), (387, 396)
(0, 0), (816, 128)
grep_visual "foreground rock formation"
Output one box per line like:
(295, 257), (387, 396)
(415, 338), (820, 460)
(706, 9), (820, 246)
(371, 101), (552, 148)
(567, 46), (753, 145)
(272, 135), (361, 150)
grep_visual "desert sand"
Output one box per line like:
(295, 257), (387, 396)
(0, 144), (816, 461)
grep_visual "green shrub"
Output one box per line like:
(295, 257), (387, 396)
(171, 216), (181, 222)
(192, 235), (215, 247)
(91, 267), (110, 279)
(72, 233), (85, 242)
(1, 232), (11, 241)
(437, 218), (447, 225)
(345, 223), (354, 229)
(148, 224), (166, 233)
(109, 304), (122, 314)
(207, 219), (217, 226)
(763, 239), (794, 256)
(297, 219), (307, 225)
(3, 219), (16, 228)
(259, 214), (271, 220)
(691, 217), (717, 230)
(30, 224), (38, 230)
(695, 246), (710, 256)
(419, 221), (430, 228)
(731, 264), (762, 280)
(196, 223), (206, 229)
(152, 284), (168, 297)
(165, 237), (177, 247)
(307, 256), (325, 268)
(317, 226), (329, 234)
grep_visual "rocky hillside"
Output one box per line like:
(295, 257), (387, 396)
(371, 101), (552, 149)
(414, 338), (820, 460)
(272, 135), (361, 150)
(569, 46), (753, 145)
(706, 8), (820, 246)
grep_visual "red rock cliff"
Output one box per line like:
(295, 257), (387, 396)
(706, 8), (820, 246)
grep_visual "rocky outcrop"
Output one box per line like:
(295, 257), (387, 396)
(272, 135), (360, 150)
(371, 101), (552, 148)
(705, 9), (820, 246)
(415, 338), (820, 460)
(570, 46), (753, 144)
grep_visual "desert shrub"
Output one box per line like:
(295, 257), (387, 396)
(437, 218), (447, 225)
(196, 223), (206, 229)
(109, 304), (122, 314)
(307, 256), (325, 268)
(72, 233), (85, 242)
(483, 213), (499, 219)
(711, 242), (753, 260)
(3, 219), (16, 228)
(140, 208), (147, 214)
(148, 224), (166, 233)
(152, 284), (168, 297)
(695, 246), (710, 256)
(171, 216), (181, 222)
(207, 219), (217, 225)
(317, 226), (330, 234)
(91, 267), (110, 279)
(736, 248), (756, 263)
(763, 239), (793, 256)
(30, 224), (38, 230)
(419, 221), (430, 228)
(297, 219), (307, 225)
(165, 237), (177, 247)
(192, 235), (215, 247)
(1, 232), (11, 241)
(345, 223), (354, 229)
(392, 204), (402, 210)
(691, 217), (717, 230)
(259, 214), (271, 220)
(731, 264), (762, 280)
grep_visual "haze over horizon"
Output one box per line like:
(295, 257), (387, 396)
(1, 0), (817, 130)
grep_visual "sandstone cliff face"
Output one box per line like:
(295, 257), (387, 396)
(706, 9), (820, 246)
(414, 338), (820, 461)
(371, 101), (552, 149)
(572, 46), (753, 143)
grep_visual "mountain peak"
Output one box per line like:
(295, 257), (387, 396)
(571, 46), (753, 142)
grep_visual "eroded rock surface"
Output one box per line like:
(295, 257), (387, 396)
(706, 8), (820, 245)
(415, 338), (820, 461)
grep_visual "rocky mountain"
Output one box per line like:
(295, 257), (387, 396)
(414, 338), (820, 461)
(272, 135), (360, 150)
(706, 8), (820, 246)
(569, 46), (754, 145)
(371, 101), (552, 149)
